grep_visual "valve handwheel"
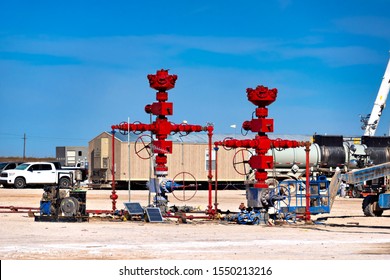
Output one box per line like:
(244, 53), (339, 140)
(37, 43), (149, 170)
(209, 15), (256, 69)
(178, 122), (190, 137)
(241, 126), (249, 136)
(119, 121), (129, 135)
(232, 148), (253, 175)
(132, 121), (143, 135)
(222, 137), (233, 151)
(171, 171), (198, 201)
(134, 134), (153, 159)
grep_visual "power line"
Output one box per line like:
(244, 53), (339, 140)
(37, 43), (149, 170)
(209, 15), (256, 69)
(0, 133), (89, 141)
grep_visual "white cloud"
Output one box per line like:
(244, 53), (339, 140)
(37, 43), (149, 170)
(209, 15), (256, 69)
(0, 35), (280, 61)
(280, 46), (383, 67)
(0, 34), (382, 69)
(334, 16), (390, 41)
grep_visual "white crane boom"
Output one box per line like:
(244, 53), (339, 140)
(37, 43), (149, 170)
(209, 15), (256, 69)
(364, 56), (390, 136)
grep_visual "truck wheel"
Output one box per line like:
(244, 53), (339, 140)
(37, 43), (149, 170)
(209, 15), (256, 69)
(362, 195), (383, 217)
(14, 177), (26, 189)
(374, 209), (384, 216)
(59, 177), (71, 188)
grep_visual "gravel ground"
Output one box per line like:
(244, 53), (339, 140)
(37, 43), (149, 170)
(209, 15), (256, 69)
(0, 188), (390, 260)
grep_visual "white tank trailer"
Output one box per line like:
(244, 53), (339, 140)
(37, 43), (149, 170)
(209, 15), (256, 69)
(265, 135), (390, 182)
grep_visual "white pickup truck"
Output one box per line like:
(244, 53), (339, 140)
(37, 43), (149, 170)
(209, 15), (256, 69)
(0, 162), (76, 188)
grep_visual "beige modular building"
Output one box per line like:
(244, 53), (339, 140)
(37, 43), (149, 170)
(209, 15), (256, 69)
(88, 131), (249, 189)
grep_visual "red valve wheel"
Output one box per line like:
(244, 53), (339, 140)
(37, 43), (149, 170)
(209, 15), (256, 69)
(134, 134), (153, 159)
(119, 121), (129, 135)
(241, 126), (249, 136)
(171, 171), (198, 202)
(222, 137), (234, 151)
(132, 121), (143, 135)
(232, 148), (253, 176)
(178, 122), (190, 137)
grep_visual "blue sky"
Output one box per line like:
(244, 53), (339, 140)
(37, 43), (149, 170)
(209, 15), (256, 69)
(0, 0), (389, 157)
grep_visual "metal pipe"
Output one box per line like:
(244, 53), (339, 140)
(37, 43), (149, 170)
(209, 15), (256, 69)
(304, 142), (311, 222)
(163, 214), (212, 220)
(207, 125), (214, 214)
(148, 113), (153, 206)
(87, 209), (114, 215)
(214, 145), (219, 212)
(128, 117), (131, 202)
(0, 206), (39, 213)
(110, 129), (118, 211)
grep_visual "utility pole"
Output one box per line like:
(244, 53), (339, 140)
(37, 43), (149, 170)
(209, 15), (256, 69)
(23, 133), (26, 160)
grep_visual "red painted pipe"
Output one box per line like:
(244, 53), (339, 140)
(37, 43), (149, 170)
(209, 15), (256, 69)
(304, 142), (311, 222)
(163, 214), (212, 220)
(87, 209), (114, 215)
(0, 206), (39, 213)
(214, 145), (219, 212)
(110, 130), (118, 211)
(206, 125), (214, 214)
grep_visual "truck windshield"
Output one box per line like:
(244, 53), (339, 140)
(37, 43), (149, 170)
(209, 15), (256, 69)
(15, 163), (29, 170)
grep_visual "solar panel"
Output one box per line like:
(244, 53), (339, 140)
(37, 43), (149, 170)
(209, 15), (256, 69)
(145, 207), (163, 223)
(123, 202), (144, 215)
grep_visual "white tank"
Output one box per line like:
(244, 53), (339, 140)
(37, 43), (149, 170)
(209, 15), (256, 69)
(266, 143), (321, 169)
(267, 142), (369, 171)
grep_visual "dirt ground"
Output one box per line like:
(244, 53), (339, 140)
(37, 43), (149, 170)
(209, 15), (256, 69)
(0, 187), (390, 260)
